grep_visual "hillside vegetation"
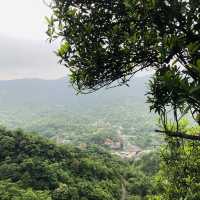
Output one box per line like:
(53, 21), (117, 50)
(0, 127), (159, 200)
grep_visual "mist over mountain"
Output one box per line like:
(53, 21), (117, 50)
(0, 35), (66, 79)
(0, 75), (157, 148)
(0, 76), (149, 108)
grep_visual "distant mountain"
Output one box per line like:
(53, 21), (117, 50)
(0, 75), (159, 149)
(0, 76), (150, 108)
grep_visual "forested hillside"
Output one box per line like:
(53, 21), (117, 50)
(0, 127), (160, 200)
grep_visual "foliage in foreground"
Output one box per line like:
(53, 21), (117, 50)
(48, 0), (200, 141)
(154, 122), (200, 200)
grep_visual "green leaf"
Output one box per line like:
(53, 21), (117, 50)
(196, 59), (200, 68)
(67, 8), (76, 17)
(57, 41), (70, 57)
(45, 16), (51, 24)
(187, 42), (200, 54)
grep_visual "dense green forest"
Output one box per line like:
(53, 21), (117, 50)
(1, 123), (200, 199)
(0, 127), (161, 200)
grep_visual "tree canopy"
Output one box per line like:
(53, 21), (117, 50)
(47, 0), (200, 140)
(0, 127), (161, 199)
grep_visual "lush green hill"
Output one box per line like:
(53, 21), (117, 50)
(0, 127), (159, 200)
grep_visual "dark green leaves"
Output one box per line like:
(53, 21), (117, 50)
(47, 0), (200, 140)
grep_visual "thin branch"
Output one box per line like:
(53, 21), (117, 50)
(155, 129), (200, 141)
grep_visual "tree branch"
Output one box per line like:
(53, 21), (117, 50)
(155, 129), (200, 141)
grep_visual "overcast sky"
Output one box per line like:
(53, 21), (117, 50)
(0, 0), (149, 80)
(0, 0), (66, 80)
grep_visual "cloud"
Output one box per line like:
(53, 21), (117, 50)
(0, 35), (66, 80)
(0, 1), (67, 80)
(0, 0), (50, 40)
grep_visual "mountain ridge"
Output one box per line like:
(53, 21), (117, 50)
(0, 75), (150, 107)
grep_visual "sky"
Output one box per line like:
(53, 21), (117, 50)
(0, 0), (66, 80)
(0, 0), (149, 80)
